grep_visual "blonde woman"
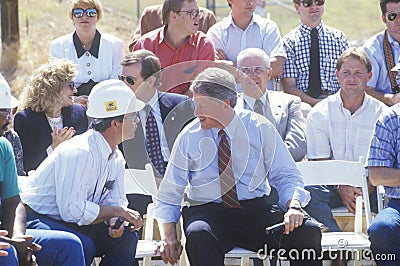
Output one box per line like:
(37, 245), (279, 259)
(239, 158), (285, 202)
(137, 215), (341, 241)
(51, 0), (124, 106)
(14, 59), (88, 173)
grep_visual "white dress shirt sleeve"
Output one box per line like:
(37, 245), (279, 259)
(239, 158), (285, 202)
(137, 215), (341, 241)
(55, 148), (100, 226)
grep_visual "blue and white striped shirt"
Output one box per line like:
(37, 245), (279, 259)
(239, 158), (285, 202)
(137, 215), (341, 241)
(367, 104), (400, 198)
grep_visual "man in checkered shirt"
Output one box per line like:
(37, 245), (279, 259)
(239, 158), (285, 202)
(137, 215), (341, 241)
(280, 0), (349, 108)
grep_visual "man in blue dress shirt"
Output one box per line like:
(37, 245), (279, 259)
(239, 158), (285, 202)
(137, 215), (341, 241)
(367, 104), (400, 265)
(154, 67), (322, 265)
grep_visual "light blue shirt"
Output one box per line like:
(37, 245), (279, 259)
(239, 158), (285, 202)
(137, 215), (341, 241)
(367, 105), (400, 198)
(154, 109), (310, 223)
(363, 31), (400, 94)
(207, 13), (286, 90)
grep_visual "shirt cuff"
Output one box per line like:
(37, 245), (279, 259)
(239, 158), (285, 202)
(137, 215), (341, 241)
(77, 201), (100, 226)
(46, 145), (54, 155)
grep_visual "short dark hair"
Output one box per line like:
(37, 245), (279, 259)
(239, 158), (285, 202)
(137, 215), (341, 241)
(190, 68), (237, 108)
(380, 0), (400, 14)
(336, 47), (372, 73)
(162, 0), (195, 25)
(120, 50), (162, 87)
(92, 115), (124, 132)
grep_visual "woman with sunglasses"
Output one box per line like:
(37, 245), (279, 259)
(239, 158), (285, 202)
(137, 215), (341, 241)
(50, 0), (123, 107)
(14, 59), (89, 174)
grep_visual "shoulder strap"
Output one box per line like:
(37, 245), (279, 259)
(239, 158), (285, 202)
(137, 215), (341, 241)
(383, 30), (399, 93)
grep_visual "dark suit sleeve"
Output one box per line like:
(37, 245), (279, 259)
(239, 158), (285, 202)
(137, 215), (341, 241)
(14, 110), (49, 173)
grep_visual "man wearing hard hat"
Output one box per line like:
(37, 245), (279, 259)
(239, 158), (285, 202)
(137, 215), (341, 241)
(19, 79), (145, 265)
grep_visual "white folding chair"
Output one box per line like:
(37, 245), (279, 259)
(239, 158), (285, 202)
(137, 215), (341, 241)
(296, 156), (371, 266)
(123, 163), (162, 266)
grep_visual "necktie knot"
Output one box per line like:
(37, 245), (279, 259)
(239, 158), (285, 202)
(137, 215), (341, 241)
(254, 99), (264, 115)
(218, 129), (226, 138)
(311, 28), (318, 36)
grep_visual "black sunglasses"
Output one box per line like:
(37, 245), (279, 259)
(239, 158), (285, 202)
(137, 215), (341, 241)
(72, 8), (97, 18)
(299, 0), (325, 8)
(68, 81), (75, 90)
(386, 11), (400, 22)
(118, 74), (136, 86)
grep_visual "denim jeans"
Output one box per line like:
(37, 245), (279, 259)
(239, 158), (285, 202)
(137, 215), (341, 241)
(26, 211), (139, 266)
(368, 198), (400, 266)
(304, 185), (342, 232)
(304, 185), (378, 232)
(26, 228), (86, 265)
(0, 244), (18, 266)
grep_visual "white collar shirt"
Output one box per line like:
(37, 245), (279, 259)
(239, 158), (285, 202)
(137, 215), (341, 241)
(20, 129), (127, 226)
(306, 92), (388, 161)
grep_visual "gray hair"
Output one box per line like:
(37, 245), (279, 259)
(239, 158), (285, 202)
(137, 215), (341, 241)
(237, 48), (270, 69)
(190, 68), (237, 108)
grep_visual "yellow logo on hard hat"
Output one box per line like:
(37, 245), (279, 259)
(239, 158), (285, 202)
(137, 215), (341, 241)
(105, 100), (118, 112)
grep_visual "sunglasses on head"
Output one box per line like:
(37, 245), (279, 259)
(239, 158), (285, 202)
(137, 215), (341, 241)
(299, 0), (325, 8)
(72, 8), (97, 18)
(386, 11), (400, 22)
(118, 74), (136, 86)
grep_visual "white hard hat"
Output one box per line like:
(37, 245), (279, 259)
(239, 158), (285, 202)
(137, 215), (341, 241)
(0, 75), (19, 109)
(86, 79), (144, 119)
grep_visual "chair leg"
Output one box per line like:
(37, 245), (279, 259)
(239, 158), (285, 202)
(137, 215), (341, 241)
(240, 257), (250, 266)
(142, 257), (151, 266)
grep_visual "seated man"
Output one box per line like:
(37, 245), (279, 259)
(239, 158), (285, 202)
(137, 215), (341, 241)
(133, 0), (215, 96)
(366, 96), (400, 265)
(154, 67), (322, 265)
(128, 4), (216, 49)
(236, 48), (306, 162)
(119, 50), (194, 210)
(304, 47), (387, 232)
(20, 80), (145, 265)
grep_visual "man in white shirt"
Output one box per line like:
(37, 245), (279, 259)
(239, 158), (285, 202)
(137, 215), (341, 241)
(207, 0), (286, 90)
(20, 80), (145, 266)
(305, 47), (388, 232)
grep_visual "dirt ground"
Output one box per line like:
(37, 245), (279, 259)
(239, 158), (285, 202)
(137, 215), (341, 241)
(0, 1), (137, 98)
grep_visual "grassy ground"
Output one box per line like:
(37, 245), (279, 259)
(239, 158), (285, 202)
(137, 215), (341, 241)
(0, 0), (387, 96)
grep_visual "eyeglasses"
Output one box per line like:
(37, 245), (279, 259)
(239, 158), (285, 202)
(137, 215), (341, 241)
(239, 66), (269, 76)
(386, 11), (400, 22)
(175, 9), (204, 19)
(298, 0), (325, 8)
(72, 8), (97, 18)
(118, 74), (136, 86)
(0, 109), (11, 119)
(123, 113), (138, 122)
(68, 81), (75, 90)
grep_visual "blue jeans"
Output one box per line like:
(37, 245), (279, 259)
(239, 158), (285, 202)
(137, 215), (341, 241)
(0, 244), (18, 266)
(305, 185), (379, 232)
(368, 198), (400, 266)
(26, 211), (139, 266)
(304, 185), (342, 232)
(26, 228), (86, 266)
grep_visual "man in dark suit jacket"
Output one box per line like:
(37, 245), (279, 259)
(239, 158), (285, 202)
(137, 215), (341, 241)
(119, 50), (194, 215)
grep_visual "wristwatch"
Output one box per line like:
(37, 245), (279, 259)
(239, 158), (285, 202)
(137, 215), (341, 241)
(289, 203), (302, 211)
